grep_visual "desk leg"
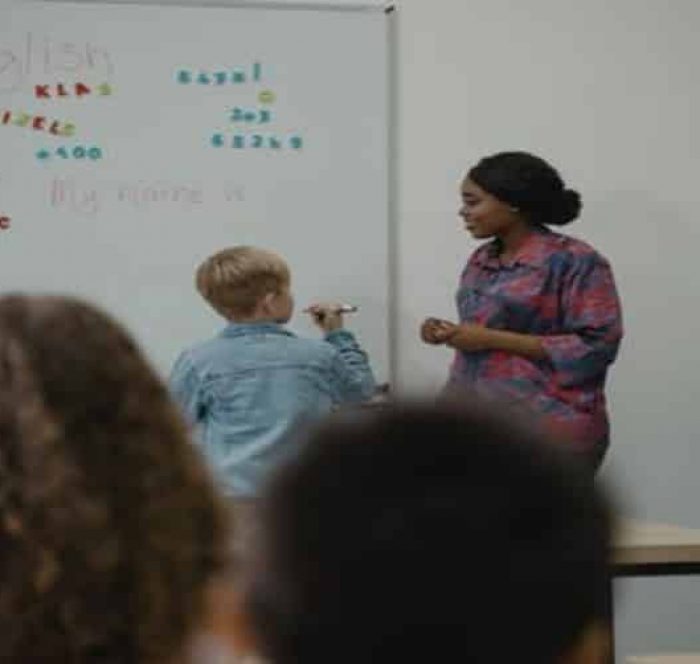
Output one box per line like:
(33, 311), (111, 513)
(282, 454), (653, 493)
(604, 574), (615, 664)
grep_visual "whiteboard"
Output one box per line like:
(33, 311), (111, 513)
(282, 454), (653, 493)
(0, 0), (390, 381)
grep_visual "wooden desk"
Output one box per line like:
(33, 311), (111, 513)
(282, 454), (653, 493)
(626, 656), (700, 663)
(613, 520), (700, 576)
(606, 520), (700, 663)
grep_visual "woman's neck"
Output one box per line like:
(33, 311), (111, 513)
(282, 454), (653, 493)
(497, 224), (537, 260)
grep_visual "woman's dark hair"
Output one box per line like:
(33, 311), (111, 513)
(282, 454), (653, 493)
(247, 400), (611, 664)
(468, 151), (582, 226)
(0, 295), (229, 662)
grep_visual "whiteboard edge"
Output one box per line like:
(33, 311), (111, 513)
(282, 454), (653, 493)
(386, 4), (399, 387)
(15, 0), (392, 13)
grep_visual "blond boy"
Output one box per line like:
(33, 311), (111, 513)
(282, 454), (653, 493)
(169, 246), (376, 498)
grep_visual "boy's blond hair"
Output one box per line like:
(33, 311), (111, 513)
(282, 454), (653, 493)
(196, 246), (290, 318)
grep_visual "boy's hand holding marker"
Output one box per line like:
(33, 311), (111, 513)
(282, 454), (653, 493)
(304, 303), (358, 333)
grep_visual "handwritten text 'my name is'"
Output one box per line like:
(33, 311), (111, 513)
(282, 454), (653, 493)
(49, 178), (246, 216)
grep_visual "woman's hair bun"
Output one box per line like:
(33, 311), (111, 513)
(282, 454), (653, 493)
(546, 188), (582, 226)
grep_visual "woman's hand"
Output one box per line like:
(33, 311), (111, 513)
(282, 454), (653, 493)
(420, 317), (459, 345)
(445, 323), (495, 352)
(421, 318), (491, 350)
(422, 320), (545, 357)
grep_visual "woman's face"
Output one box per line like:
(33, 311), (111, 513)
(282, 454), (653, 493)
(459, 178), (522, 240)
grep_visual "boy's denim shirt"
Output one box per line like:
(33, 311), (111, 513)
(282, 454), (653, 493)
(169, 322), (376, 497)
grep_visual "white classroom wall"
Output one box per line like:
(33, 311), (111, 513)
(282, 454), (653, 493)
(396, 0), (700, 510)
(33, 0), (700, 657)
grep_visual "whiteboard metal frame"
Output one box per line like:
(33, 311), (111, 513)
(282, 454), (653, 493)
(29, 0), (393, 12)
(385, 3), (398, 385)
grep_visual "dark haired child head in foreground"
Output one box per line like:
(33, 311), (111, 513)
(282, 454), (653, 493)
(243, 400), (611, 664)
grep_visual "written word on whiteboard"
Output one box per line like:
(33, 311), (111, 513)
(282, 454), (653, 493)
(33, 82), (113, 100)
(1, 109), (76, 136)
(48, 178), (246, 217)
(176, 62), (263, 86)
(0, 33), (114, 94)
(36, 145), (103, 162)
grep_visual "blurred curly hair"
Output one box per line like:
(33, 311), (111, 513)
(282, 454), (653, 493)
(0, 295), (229, 662)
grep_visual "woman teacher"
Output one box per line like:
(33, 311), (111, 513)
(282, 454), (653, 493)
(421, 152), (623, 470)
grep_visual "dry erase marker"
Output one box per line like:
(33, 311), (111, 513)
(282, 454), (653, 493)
(303, 304), (358, 314)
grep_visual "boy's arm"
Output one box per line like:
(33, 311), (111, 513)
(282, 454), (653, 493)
(168, 351), (206, 425)
(325, 329), (377, 404)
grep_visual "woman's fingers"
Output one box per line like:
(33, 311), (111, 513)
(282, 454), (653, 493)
(421, 318), (456, 344)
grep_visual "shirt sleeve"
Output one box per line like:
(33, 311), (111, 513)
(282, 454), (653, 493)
(324, 329), (377, 404)
(168, 351), (207, 425)
(540, 253), (623, 387)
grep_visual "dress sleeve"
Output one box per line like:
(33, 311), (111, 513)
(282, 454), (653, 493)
(540, 253), (623, 387)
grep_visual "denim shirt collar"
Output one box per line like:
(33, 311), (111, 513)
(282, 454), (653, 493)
(219, 321), (295, 339)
